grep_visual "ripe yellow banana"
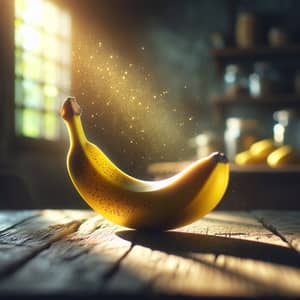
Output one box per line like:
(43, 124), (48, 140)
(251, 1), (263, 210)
(267, 145), (300, 167)
(235, 150), (258, 165)
(61, 97), (229, 230)
(235, 139), (276, 166)
(249, 139), (276, 159)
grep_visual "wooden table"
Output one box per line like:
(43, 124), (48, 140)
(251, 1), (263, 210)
(0, 210), (299, 299)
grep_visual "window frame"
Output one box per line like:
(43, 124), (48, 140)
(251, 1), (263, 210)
(0, 0), (72, 156)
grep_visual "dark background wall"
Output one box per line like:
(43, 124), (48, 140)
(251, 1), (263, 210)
(2, 0), (300, 209)
(70, 0), (231, 176)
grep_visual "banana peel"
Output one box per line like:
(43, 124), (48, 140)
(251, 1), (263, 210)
(235, 150), (260, 165)
(267, 145), (300, 167)
(235, 139), (276, 166)
(61, 97), (230, 231)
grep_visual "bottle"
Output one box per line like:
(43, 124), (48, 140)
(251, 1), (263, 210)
(224, 64), (248, 97)
(273, 109), (300, 150)
(249, 62), (281, 97)
(235, 12), (260, 48)
(224, 117), (260, 161)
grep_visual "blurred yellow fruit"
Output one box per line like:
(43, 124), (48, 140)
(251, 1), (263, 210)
(235, 150), (257, 165)
(249, 139), (276, 159)
(267, 145), (300, 167)
(235, 139), (276, 166)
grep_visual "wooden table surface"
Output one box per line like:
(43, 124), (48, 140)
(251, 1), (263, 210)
(0, 210), (299, 299)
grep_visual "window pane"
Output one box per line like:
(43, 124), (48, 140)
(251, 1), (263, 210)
(15, 49), (24, 76)
(15, 0), (72, 141)
(22, 24), (43, 54)
(60, 68), (71, 90)
(23, 53), (43, 81)
(15, 0), (25, 18)
(15, 78), (24, 106)
(44, 61), (58, 85)
(44, 35), (59, 61)
(44, 85), (58, 110)
(15, 108), (23, 135)
(44, 112), (58, 139)
(43, 1), (59, 34)
(60, 11), (71, 38)
(22, 0), (44, 26)
(15, 18), (23, 47)
(22, 108), (41, 138)
(23, 80), (42, 108)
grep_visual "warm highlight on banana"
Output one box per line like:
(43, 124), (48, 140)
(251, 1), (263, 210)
(62, 97), (230, 230)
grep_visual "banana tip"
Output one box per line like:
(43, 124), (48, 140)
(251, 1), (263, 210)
(212, 152), (228, 164)
(61, 97), (82, 120)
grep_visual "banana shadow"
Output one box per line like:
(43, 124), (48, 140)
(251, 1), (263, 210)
(116, 230), (300, 269)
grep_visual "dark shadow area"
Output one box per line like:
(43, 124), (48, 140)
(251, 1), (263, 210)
(117, 230), (300, 269)
(0, 173), (31, 209)
(218, 170), (300, 210)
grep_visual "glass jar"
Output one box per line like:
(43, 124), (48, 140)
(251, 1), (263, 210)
(224, 64), (248, 97)
(224, 117), (260, 161)
(249, 62), (281, 97)
(235, 12), (260, 48)
(273, 109), (300, 151)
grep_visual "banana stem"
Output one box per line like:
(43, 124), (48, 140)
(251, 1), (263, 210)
(62, 97), (87, 147)
(64, 116), (87, 148)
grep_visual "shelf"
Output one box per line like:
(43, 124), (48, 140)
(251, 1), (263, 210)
(212, 45), (300, 69)
(212, 45), (300, 60)
(147, 161), (300, 209)
(230, 163), (300, 173)
(147, 160), (300, 179)
(212, 94), (300, 108)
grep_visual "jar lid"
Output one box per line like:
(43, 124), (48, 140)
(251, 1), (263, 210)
(225, 64), (241, 73)
(226, 117), (258, 129)
(273, 109), (300, 126)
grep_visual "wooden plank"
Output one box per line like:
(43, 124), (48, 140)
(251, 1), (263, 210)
(183, 211), (286, 246)
(0, 213), (132, 294)
(0, 210), (92, 279)
(0, 210), (38, 232)
(252, 210), (300, 254)
(105, 211), (300, 297)
(0, 210), (300, 298)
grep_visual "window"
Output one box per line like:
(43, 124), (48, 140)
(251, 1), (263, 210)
(15, 0), (71, 140)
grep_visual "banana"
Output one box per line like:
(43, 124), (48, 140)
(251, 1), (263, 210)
(61, 97), (229, 230)
(249, 139), (276, 159)
(235, 139), (276, 166)
(267, 145), (300, 167)
(234, 150), (258, 165)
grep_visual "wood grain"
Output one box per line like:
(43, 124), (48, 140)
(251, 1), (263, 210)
(0, 210), (299, 298)
(0, 214), (132, 294)
(106, 211), (300, 297)
(0, 210), (38, 233)
(0, 210), (91, 279)
(253, 210), (300, 254)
